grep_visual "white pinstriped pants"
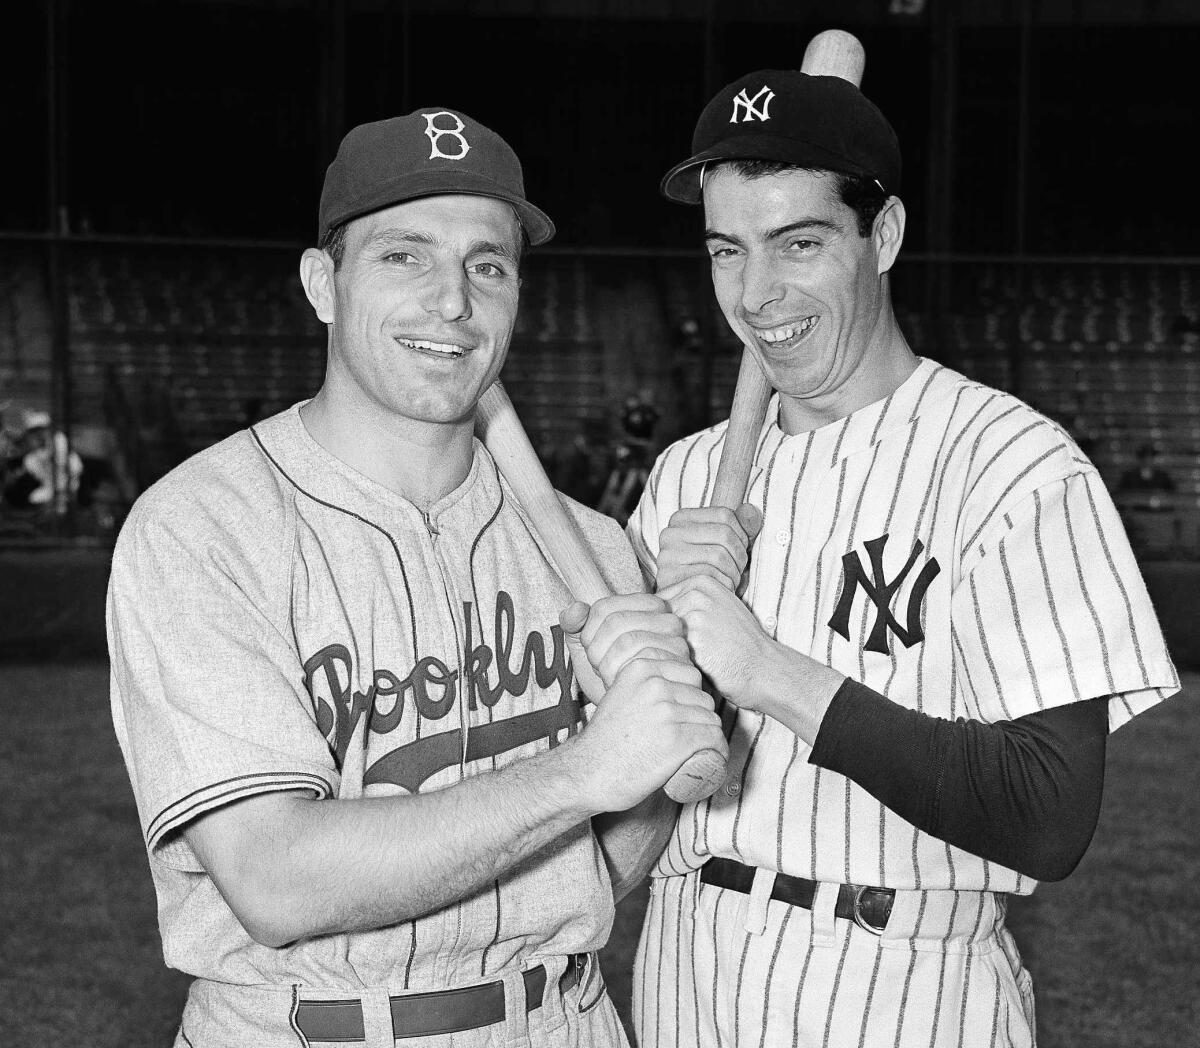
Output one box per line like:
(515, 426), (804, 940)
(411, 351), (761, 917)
(633, 872), (1036, 1048)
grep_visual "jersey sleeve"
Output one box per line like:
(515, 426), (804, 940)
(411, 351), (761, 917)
(107, 503), (339, 872)
(950, 469), (1179, 731)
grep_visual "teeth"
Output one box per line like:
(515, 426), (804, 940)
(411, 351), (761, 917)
(758, 317), (816, 343)
(760, 326), (795, 344)
(398, 338), (464, 356)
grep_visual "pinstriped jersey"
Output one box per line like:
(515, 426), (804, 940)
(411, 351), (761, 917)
(108, 403), (641, 999)
(628, 358), (1178, 894)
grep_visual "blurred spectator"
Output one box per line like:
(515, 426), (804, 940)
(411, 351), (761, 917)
(1117, 442), (1179, 557)
(546, 415), (609, 508)
(1, 411), (83, 514)
(1118, 442), (1176, 511)
(676, 316), (703, 354)
(671, 316), (710, 437)
(597, 394), (660, 525)
(1057, 395), (1099, 458)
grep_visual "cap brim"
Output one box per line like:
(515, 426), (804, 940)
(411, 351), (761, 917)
(327, 171), (555, 246)
(661, 133), (880, 204)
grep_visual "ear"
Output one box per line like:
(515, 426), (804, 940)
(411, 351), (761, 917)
(873, 196), (906, 276)
(300, 248), (336, 326)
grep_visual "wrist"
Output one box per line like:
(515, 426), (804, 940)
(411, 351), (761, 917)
(741, 633), (791, 714)
(531, 734), (608, 820)
(751, 642), (846, 745)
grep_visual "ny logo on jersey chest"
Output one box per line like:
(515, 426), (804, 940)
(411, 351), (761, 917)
(829, 534), (941, 654)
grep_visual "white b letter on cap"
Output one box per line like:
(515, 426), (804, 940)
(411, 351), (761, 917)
(423, 112), (471, 160)
(730, 86), (774, 123)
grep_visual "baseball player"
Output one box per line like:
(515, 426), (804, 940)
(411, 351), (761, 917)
(107, 108), (722, 1048)
(627, 70), (1180, 1047)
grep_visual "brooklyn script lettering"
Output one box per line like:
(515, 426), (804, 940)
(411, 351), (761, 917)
(302, 590), (579, 791)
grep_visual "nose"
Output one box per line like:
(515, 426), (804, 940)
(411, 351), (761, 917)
(739, 252), (785, 316)
(424, 261), (472, 322)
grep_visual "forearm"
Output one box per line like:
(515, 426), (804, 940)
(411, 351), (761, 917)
(746, 638), (846, 746)
(809, 680), (1108, 881)
(188, 738), (596, 946)
(593, 790), (679, 903)
(190, 645), (724, 946)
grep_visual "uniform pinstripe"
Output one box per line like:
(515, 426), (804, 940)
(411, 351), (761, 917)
(108, 404), (635, 1048)
(627, 358), (1178, 1047)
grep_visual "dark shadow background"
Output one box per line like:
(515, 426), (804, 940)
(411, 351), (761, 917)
(4, 0), (1199, 255)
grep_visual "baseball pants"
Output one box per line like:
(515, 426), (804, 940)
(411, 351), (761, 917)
(173, 953), (629, 1048)
(633, 871), (1036, 1048)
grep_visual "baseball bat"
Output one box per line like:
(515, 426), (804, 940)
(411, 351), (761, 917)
(475, 30), (868, 805)
(709, 29), (867, 507)
(475, 380), (728, 804)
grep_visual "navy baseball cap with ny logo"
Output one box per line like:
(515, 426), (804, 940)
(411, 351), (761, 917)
(661, 69), (901, 204)
(318, 108), (555, 245)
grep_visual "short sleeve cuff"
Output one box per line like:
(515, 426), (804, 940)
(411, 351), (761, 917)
(148, 768), (338, 869)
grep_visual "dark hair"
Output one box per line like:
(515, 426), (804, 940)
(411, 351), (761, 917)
(318, 221), (349, 268)
(720, 160), (889, 237)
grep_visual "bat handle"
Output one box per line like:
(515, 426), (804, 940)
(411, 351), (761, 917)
(665, 745), (730, 804)
(477, 381), (728, 806)
(673, 32), (867, 806)
(660, 357), (773, 805)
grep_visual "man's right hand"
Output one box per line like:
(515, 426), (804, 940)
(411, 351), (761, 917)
(559, 592), (726, 813)
(655, 504), (762, 591)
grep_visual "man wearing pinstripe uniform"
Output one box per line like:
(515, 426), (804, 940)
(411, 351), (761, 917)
(107, 109), (722, 1047)
(627, 70), (1179, 1047)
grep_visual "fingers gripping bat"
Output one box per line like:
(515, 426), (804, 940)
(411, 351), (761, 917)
(475, 380), (726, 804)
(476, 30), (867, 803)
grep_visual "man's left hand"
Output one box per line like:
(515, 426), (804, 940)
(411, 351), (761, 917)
(657, 573), (773, 711)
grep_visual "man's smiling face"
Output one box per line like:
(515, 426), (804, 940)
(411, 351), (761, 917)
(703, 164), (896, 422)
(322, 194), (522, 427)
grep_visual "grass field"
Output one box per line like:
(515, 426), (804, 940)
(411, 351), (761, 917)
(1, 661), (1196, 1047)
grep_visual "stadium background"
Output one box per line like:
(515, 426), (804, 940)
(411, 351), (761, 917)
(0, 1), (1197, 1045)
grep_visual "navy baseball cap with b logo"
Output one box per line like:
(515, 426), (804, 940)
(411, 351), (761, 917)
(319, 108), (555, 245)
(661, 70), (901, 203)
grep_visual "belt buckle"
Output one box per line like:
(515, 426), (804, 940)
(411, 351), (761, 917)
(851, 886), (893, 936)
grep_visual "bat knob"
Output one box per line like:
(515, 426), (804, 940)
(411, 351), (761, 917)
(664, 747), (729, 804)
(559, 600), (590, 636)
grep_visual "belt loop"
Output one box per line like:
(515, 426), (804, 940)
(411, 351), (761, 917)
(689, 867), (703, 917)
(744, 868), (775, 935)
(810, 881), (838, 946)
(359, 988), (394, 1048)
(499, 969), (529, 1046)
(539, 955), (568, 1032)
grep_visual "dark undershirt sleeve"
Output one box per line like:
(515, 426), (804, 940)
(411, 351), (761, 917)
(808, 679), (1108, 881)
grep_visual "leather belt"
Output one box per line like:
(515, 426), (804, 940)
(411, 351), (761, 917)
(700, 857), (895, 935)
(294, 955), (586, 1042)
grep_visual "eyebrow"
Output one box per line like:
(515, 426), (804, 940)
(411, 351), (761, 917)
(364, 228), (438, 251)
(362, 228), (519, 263)
(469, 240), (520, 264)
(704, 218), (842, 246)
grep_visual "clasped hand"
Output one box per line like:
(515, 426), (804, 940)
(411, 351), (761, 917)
(655, 505), (774, 711)
(558, 592), (725, 812)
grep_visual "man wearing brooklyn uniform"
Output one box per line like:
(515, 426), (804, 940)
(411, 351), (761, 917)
(107, 108), (723, 1048)
(627, 71), (1180, 1047)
